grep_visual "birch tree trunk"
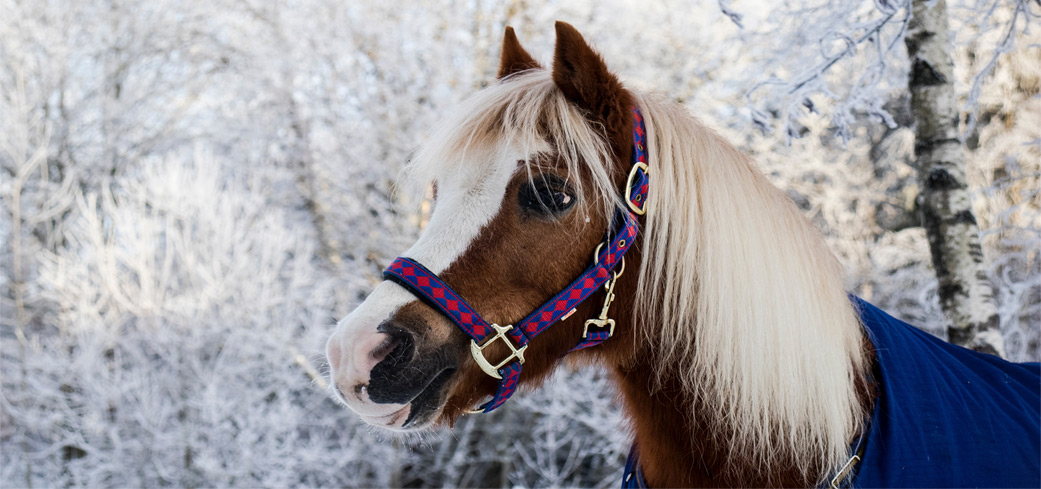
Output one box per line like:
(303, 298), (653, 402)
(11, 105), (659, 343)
(904, 0), (1005, 357)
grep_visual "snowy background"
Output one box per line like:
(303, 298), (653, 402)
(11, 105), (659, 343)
(1, 0), (1038, 487)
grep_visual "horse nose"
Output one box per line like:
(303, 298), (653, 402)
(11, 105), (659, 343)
(326, 322), (413, 403)
(366, 322), (435, 404)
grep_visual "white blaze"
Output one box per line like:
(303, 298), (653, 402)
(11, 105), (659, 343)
(325, 146), (524, 429)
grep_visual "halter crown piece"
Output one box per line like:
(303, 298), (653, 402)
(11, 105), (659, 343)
(383, 107), (649, 413)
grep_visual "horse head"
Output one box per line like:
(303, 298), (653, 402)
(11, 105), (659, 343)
(325, 22), (643, 431)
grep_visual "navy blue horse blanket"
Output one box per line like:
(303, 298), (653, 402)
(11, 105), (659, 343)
(622, 299), (1040, 488)
(853, 297), (1039, 488)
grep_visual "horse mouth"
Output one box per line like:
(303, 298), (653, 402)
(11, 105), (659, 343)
(360, 404), (411, 426)
(401, 367), (456, 428)
(355, 367), (455, 430)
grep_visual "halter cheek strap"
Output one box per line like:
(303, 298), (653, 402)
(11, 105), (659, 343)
(383, 107), (649, 413)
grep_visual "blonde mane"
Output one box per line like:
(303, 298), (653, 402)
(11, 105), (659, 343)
(405, 72), (869, 482)
(631, 91), (868, 481)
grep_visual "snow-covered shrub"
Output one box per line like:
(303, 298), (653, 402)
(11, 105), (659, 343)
(2, 151), (396, 487)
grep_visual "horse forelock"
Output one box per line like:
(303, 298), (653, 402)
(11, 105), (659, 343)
(403, 70), (623, 227)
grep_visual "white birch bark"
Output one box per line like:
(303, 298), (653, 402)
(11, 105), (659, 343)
(904, 0), (1005, 357)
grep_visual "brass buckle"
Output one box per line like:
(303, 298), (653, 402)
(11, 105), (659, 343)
(625, 162), (649, 215)
(583, 317), (616, 339)
(583, 276), (619, 340)
(469, 323), (527, 380)
(583, 244), (624, 340)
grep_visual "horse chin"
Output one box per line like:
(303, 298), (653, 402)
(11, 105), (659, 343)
(351, 398), (444, 432)
(357, 403), (441, 432)
(358, 404), (413, 430)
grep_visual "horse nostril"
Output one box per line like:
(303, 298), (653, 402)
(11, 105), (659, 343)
(372, 324), (415, 372)
(367, 322), (427, 405)
(370, 335), (402, 365)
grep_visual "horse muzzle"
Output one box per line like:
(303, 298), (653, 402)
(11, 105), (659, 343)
(325, 283), (461, 430)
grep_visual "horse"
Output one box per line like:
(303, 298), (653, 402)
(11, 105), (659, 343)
(325, 22), (1040, 487)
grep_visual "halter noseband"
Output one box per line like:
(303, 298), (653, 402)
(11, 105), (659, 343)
(383, 107), (649, 413)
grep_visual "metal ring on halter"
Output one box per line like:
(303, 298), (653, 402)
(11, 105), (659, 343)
(625, 162), (649, 216)
(592, 242), (625, 279)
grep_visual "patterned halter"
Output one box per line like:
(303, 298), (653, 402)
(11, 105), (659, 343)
(383, 107), (649, 413)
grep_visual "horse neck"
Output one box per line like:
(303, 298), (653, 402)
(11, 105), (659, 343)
(601, 273), (820, 487)
(604, 264), (870, 488)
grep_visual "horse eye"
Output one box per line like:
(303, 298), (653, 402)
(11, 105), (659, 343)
(519, 178), (575, 216)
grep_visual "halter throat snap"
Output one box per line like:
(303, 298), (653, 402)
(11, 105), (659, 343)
(383, 107), (649, 413)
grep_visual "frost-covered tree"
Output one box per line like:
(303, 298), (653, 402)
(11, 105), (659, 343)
(905, 0), (1004, 355)
(728, 0), (1036, 356)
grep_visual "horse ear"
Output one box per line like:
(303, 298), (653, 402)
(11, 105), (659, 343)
(552, 21), (633, 158)
(498, 26), (541, 79)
